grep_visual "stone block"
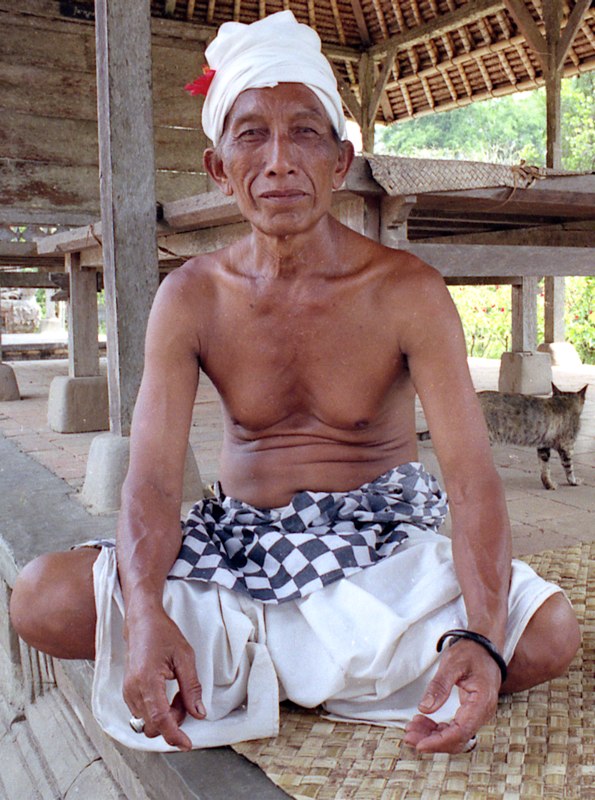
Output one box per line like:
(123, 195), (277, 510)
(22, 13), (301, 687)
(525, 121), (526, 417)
(47, 375), (109, 433)
(81, 433), (204, 514)
(537, 341), (582, 368)
(498, 351), (552, 395)
(0, 363), (20, 401)
(80, 433), (131, 514)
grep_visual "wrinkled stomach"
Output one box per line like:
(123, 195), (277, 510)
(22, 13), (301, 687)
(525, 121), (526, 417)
(218, 436), (418, 508)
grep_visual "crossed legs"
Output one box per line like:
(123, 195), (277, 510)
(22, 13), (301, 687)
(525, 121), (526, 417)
(10, 550), (581, 689)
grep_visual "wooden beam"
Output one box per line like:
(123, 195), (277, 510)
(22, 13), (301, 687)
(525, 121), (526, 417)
(358, 52), (376, 152)
(330, 63), (362, 123)
(544, 275), (565, 343)
(557, 0), (592, 70)
(543, 0), (563, 169)
(545, 68), (562, 169)
(0, 272), (64, 288)
(37, 223), (104, 255)
(511, 276), (538, 352)
(414, 178), (595, 218)
(369, 0), (505, 58)
(350, 0), (371, 45)
(95, 0), (159, 437)
(416, 222), (595, 247)
(368, 44), (400, 127)
(502, 0), (547, 70)
(399, 243), (594, 277)
(66, 252), (100, 378)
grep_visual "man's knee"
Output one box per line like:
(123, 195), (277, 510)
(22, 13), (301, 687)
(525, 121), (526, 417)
(509, 592), (580, 689)
(10, 549), (98, 659)
(538, 592), (581, 676)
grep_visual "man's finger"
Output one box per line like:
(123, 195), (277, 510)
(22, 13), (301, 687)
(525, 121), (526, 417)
(174, 650), (207, 719)
(418, 666), (456, 714)
(141, 683), (192, 750)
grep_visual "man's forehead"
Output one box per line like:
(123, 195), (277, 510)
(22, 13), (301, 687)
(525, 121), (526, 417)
(226, 83), (331, 124)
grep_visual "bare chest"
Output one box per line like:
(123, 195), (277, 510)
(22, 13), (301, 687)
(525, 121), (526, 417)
(201, 286), (405, 433)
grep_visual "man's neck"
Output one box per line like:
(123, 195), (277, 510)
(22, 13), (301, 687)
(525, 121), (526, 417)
(245, 215), (344, 280)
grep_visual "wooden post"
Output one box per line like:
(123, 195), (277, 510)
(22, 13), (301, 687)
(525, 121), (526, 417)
(66, 253), (100, 378)
(83, 0), (202, 511)
(358, 53), (376, 153)
(544, 275), (565, 344)
(542, 1), (568, 352)
(95, 0), (159, 437)
(544, 0), (563, 171)
(511, 276), (538, 352)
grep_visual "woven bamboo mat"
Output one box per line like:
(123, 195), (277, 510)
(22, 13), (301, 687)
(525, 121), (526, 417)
(232, 542), (594, 800)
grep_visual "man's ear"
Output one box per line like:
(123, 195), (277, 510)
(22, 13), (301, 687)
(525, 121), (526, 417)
(332, 139), (355, 190)
(203, 148), (234, 196)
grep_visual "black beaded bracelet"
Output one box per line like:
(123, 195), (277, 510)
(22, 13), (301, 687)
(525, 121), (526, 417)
(436, 629), (508, 684)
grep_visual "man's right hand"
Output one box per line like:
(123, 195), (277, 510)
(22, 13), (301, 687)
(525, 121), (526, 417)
(122, 606), (206, 751)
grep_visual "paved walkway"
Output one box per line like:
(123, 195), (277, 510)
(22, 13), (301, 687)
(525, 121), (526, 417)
(0, 356), (593, 555)
(0, 355), (593, 800)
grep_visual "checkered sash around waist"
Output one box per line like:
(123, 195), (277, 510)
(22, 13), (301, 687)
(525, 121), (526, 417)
(168, 462), (448, 604)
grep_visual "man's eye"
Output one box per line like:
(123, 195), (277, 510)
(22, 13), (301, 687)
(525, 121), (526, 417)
(237, 128), (265, 140)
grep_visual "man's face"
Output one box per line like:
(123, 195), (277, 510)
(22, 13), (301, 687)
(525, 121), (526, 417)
(204, 83), (353, 238)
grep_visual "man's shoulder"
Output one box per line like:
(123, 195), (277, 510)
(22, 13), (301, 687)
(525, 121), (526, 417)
(364, 240), (446, 297)
(160, 245), (236, 299)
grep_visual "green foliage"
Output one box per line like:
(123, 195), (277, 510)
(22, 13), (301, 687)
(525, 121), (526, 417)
(450, 279), (594, 365)
(377, 73), (594, 171)
(35, 288), (47, 317)
(561, 73), (595, 172)
(378, 74), (594, 364)
(448, 285), (513, 358)
(566, 277), (595, 364)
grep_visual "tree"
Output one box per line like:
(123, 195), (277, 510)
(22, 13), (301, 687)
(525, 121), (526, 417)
(376, 73), (594, 171)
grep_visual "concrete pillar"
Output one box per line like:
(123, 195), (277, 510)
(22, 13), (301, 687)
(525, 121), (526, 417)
(499, 277), (552, 394)
(82, 0), (203, 512)
(47, 254), (109, 433)
(0, 293), (20, 402)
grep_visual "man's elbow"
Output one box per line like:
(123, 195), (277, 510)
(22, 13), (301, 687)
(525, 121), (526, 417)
(446, 464), (505, 508)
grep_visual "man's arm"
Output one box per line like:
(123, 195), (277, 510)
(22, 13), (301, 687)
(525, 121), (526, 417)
(398, 262), (512, 754)
(116, 266), (206, 751)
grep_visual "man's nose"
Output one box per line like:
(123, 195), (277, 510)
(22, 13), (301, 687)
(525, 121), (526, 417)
(264, 133), (297, 176)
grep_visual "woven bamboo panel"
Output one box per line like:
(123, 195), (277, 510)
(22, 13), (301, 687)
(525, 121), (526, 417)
(233, 542), (594, 800)
(365, 154), (546, 195)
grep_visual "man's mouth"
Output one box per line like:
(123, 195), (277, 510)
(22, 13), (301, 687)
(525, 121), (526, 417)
(259, 190), (307, 199)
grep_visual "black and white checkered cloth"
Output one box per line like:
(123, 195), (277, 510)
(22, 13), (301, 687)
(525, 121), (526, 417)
(167, 462), (447, 604)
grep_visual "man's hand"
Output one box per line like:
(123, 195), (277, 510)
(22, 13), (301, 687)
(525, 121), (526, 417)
(404, 640), (501, 754)
(123, 607), (206, 751)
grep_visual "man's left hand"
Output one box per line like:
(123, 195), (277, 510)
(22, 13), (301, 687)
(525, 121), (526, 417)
(403, 640), (501, 754)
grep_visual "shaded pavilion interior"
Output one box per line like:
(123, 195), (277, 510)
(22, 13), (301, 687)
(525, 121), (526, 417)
(0, 2), (595, 799)
(0, 0), (593, 489)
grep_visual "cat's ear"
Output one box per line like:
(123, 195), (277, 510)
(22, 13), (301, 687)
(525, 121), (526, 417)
(578, 384), (588, 399)
(551, 383), (561, 395)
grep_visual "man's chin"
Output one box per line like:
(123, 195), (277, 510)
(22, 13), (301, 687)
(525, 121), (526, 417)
(245, 207), (330, 239)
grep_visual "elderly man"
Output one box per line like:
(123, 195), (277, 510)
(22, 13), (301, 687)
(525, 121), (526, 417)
(10, 11), (579, 757)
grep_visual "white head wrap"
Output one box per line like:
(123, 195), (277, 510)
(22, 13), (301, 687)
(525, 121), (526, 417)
(201, 10), (347, 145)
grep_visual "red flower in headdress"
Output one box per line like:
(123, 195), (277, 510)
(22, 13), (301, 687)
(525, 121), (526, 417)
(185, 65), (217, 96)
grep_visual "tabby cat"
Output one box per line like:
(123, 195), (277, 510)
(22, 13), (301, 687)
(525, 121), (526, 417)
(418, 384), (588, 490)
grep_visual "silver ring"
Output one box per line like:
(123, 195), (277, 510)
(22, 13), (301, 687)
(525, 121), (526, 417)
(463, 735), (477, 753)
(129, 716), (145, 734)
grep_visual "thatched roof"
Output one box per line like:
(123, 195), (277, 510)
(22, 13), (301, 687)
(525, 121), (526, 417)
(146, 0), (594, 124)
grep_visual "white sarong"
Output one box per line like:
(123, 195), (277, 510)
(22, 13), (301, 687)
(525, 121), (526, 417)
(90, 465), (561, 751)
